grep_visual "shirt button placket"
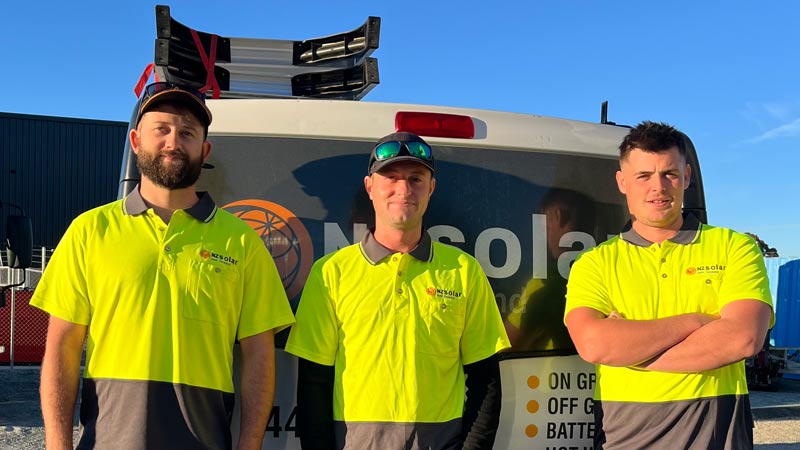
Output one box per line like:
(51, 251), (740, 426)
(393, 254), (410, 313)
(159, 215), (177, 273)
(656, 244), (676, 305)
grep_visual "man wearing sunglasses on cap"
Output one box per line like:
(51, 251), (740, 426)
(32, 82), (294, 450)
(286, 132), (511, 450)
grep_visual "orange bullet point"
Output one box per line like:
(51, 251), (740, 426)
(527, 375), (540, 389)
(527, 400), (539, 413)
(525, 424), (538, 438)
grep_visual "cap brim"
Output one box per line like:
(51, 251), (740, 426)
(369, 156), (435, 174)
(137, 90), (212, 127)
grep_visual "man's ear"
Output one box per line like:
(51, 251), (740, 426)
(364, 175), (373, 200)
(615, 170), (627, 195)
(129, 128), (141, 155)
(549, 207), (566, 228)
(429, 177), (436, 197)
(202, 141), (212, 161)
(683, 164), (692, 190)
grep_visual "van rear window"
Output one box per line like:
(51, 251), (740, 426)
(200, 137), (628, 356)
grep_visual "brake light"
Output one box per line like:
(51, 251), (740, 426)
(395, 111), (475, 139)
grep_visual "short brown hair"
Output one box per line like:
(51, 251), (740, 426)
(619, 121), (686, 161)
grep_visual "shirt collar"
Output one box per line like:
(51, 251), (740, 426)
(360, 229), (434, 264)
(620, 212), (702, 247)
(122, 185), (218, 223)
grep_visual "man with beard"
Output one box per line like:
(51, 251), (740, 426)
(31, 82), (295, 450)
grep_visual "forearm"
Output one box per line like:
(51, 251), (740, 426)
(237, 331), (275, 450)
(461, 355), (502, 450)
(40, 318), (86, 450)
(566, 307), (716, 367)
(642, 300), (773, 372)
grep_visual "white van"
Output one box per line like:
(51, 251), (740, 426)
(119, 6), (707, 449)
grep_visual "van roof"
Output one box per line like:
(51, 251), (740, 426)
(206, 99), (628, 159)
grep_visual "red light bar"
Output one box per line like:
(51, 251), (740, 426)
(395, 111), (475, 139)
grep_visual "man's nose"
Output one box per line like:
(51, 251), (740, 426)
(162, 131), (179, 150)
(652, 174), (669, 192)
(395, 179), (411, 194)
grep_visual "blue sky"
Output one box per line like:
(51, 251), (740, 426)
(3, 1), (799, 257)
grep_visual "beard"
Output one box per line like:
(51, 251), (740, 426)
(136, 148), (203, 190)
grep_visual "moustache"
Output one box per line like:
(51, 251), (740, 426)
(157, 151), (189, 161)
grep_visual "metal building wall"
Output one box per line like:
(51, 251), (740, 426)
(0, 112), (127, 249)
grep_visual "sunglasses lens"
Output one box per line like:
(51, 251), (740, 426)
(143, 82), (205, 103)
(184, 86), (206, 102)
(144, 82), (170, 98)
(374, 141), (432, 161)
(375, 141), (402, 161)
(405, 142), (431, 159)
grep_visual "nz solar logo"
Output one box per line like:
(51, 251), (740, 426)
(224, 199), (313, 301)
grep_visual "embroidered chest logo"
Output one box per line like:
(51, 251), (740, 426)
(685, 264), (725, 276)
(427, 286), (463, 299)
(200, 249), (239, 266)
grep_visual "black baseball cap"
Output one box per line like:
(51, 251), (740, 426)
(368, 132), (435, 175)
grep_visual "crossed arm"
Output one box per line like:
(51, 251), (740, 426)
(565, 299), (773, 372)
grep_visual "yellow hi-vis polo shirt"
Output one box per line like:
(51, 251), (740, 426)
(286, 230), (510, 449)
(564, 214), (774, 449)
(31, 187), (295, 450)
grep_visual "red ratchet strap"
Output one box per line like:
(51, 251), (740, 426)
(191, 29), (221, 99)
(133, 63), (160, 98)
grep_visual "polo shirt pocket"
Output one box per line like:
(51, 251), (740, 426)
(417, 297), (465, 358)
(184, 261), (239, 324)
(680, 273), (722, 313)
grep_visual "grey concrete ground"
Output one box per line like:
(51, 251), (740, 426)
(1, 366), (799, 449)
(749, 376), (800, 450)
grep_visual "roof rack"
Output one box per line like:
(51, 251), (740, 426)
(152, 5), (380, 100)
